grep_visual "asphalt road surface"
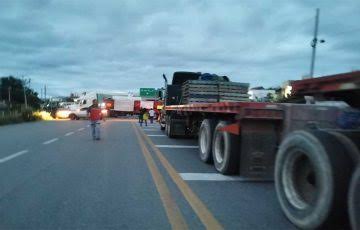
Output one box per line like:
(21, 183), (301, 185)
(0, 119), (296, 229)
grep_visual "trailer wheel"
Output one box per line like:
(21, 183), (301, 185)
(212, 121), (240, 175)
(160, 124), (165, 131)
(69, 114), (77, 120)
(199, 119), (216, 163)
(349, 166), (360, 230)
(275, 130), (354, 229)
(165, 119), (169, 136)
(166, 117), (175, 138)
(327, 131), (360, 163)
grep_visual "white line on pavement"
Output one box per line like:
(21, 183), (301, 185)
(0, 150), (29, 163)
(43, 138), (59, 145)
(143, 129), (160, 131)
(156, 145), (198, 149)
(179, 173), (269, 182)
(147, 135), (166, 137)
(65, 132), (74, 136)
(78, 128), (85, 131)
(180, 173), (242, 181)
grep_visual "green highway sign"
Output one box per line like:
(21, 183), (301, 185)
(140, 88), (156, 97)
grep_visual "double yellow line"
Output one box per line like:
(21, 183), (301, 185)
(132, 123), (223, 230)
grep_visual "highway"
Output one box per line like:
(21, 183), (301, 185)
(0, 119), (295, 229)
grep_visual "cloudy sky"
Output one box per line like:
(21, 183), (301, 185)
(1, 0), (359, 96)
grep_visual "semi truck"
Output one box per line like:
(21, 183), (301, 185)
(105, 97), (163, 117)
(67, 92), (110, 120)
(106, 96), (141, 117)
(160, 71), (360, 229)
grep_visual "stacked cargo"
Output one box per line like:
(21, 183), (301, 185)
(182, 80), (250, 104)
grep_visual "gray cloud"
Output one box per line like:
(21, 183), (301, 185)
(0, 0), (359, 96)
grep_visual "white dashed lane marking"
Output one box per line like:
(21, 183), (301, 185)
(43, 138), (59, 145)
(65, 132), (74, 136)
(147, 135), (166, 137)
(156, 145), (198, 149)
(180, 173), (242, 181)
(180, 173), (270, 182)
(78, 128), (85, 131)
(0, 150), (29, 163)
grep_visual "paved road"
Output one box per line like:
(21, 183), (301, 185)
(0, 119), (295, 229)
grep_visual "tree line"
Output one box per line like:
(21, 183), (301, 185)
(0, 76), (41, 110)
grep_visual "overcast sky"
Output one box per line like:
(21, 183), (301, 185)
(1, 0), (359, 96)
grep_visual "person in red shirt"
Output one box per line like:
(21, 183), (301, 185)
(87, 99), (103, 140)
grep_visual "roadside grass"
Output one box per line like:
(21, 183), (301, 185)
(0, 110), (43, 126)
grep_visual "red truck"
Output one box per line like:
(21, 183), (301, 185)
(103, 98), (163, 117)
(160, 71), (360, 229)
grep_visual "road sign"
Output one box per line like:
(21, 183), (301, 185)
(140, 88), (156, 97)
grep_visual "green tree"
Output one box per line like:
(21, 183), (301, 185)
(0, 76), (41, 109)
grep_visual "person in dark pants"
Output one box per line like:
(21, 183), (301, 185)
(87, 99), (104, 140)
(139, 107), (144, 126)
(143, 109), (149, 126)
(149, 108), (155, 124)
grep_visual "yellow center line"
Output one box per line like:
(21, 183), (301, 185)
(135, 124), (224, 230)
(131, 123), (188, 230)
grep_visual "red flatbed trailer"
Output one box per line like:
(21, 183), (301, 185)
(291, 70), (360, 95)
(160, 72), (360, 230)
(165, 101), (274, 113)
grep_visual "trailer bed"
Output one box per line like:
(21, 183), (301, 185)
(165, 101), (277, 114)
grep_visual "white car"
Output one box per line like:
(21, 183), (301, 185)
(68, 107), (88, 120)
(68, 107), (108, 120)
(55, 108), (72, 119)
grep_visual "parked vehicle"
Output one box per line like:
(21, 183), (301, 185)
(160, 71), (360, 229)
(107, 96), (163, 117)
(108, 96), (140, 117)
(67, 92), (109, 120)
(55, 108), (72, 119)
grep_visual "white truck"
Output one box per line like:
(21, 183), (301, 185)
(109, 96), (141, 117)
(67, 92), (109, 120)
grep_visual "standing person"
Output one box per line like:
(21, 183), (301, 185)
(149, 108), (155, 124)
(139, 107), (144, 126)
(143, 109), (149, 127)
(87, 99), (103, 140)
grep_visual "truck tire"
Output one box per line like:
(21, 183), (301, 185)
(160, 124), (165, 131)
(198, 119), (216, 163)
(275, 130), (355, 229)
(165, 119), (169, 136)
(212, 121), (240, 175)
(349, 167), (360, 230)
(327, 131), (360, 163)
(166, 117), (175, 138)
(69, 114), (77, 120)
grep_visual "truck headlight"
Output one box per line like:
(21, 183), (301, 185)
(56, 110), (71, 118)
(101, 109), (108, 115)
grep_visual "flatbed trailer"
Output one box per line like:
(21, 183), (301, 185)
(160, 72), (360, 229)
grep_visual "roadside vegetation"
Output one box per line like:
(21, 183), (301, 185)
(0, 76), (43, 126)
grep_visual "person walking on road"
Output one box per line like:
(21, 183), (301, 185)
(88, 99), (104, 140)
(149, 108), (155, 124)
(143, 109), (149, 126)
(139, 107), (144, 126)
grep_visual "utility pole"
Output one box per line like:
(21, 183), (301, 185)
(22, 76), (28, 109)
(309, 8), (325, 78)
(44, 85), (47, 101)
(8, 86), (11, 108)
